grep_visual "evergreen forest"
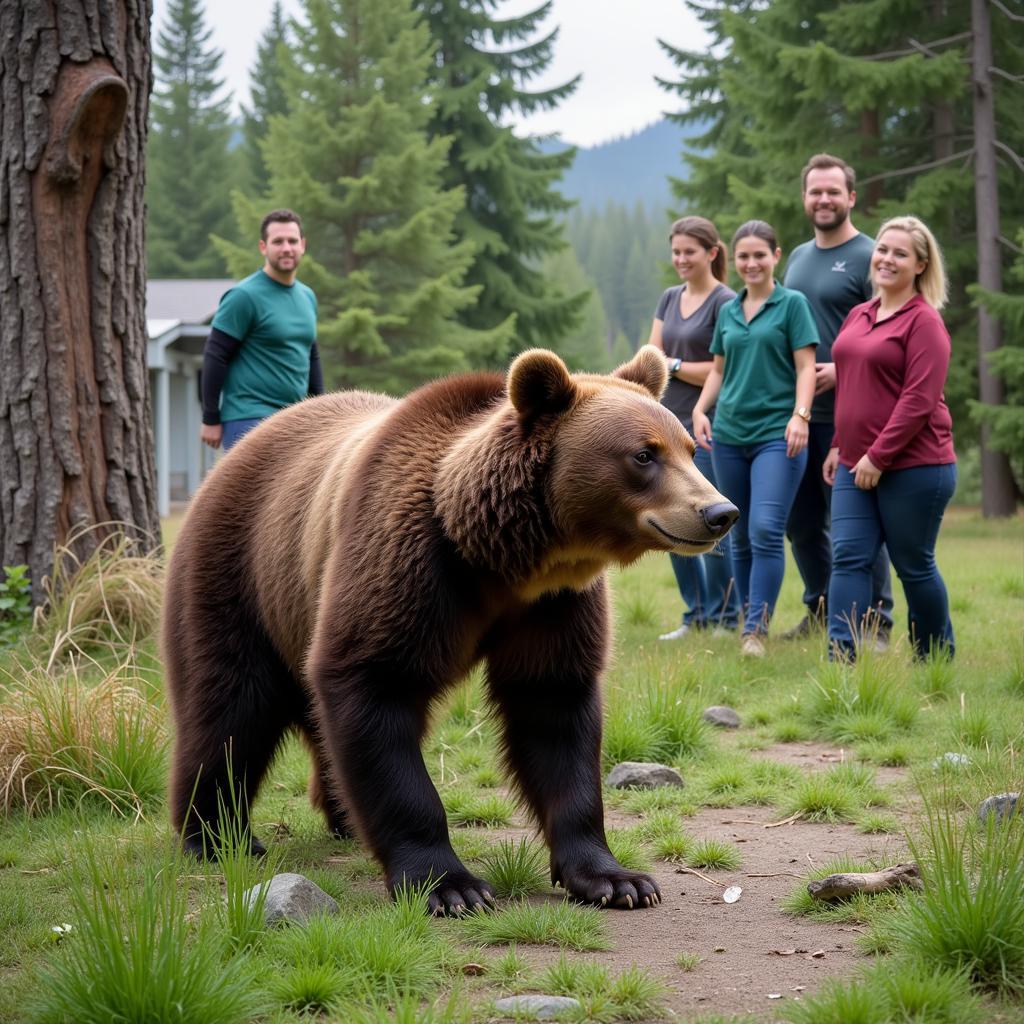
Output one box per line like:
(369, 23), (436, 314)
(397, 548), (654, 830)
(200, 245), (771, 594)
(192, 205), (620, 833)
(145, 0), (1024, 508)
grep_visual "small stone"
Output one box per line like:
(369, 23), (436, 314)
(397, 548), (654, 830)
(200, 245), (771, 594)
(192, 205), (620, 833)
(245, 872), (339, 926)
(462, 962), (487, 976)
(932, 752), (971, 769)
(605, 761), (684, 789)
(493, 995), (582, 1020)
(703, 705), (741, 729)
(977, 792), (1020, 824)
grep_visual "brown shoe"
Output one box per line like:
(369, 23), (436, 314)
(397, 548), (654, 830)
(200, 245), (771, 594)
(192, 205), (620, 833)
(740, 633), (766, 658)
(782, 613), (825, 640)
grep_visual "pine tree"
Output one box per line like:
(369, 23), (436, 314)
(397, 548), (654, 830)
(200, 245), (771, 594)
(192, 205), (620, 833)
(538, 248), (612, 372)
(240, 0), (291, 195)
(418, 0), (588, 354)
(147, 0), (238, 277)
(216, 0), (514, 394)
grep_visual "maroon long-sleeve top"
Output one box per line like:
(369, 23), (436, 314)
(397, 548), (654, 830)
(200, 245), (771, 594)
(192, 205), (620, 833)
(832, 294), (955, 471)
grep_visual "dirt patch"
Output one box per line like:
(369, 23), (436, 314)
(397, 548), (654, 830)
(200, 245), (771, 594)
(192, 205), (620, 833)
(463, 798), (908, 1022)
(723, 734), (911, 789)
(593, 804), (907, 1021)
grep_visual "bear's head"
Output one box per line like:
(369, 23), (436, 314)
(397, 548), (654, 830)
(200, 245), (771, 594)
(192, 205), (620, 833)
(435, 346), (737, 592)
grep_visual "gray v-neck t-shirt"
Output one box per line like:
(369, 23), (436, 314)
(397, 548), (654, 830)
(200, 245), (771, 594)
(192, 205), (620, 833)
(655, 282), (735, 429)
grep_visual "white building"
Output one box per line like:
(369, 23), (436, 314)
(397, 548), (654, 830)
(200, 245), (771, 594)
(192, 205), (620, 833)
(147, 279), (233, 517)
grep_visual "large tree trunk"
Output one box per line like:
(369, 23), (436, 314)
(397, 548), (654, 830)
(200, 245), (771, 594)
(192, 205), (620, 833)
(0, 0), (159, 605)
(971, 0), (1017, 516)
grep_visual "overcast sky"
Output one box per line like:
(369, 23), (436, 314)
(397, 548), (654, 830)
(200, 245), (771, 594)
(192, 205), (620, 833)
(150, 0), (708, 148)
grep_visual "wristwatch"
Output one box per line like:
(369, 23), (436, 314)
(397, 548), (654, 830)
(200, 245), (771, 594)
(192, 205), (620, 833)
(795, 406), (811, 422)
(668, 358), (682, 374)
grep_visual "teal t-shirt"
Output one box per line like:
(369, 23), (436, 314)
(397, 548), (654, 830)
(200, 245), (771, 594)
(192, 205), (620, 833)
(783, 232), (874, 422)
(211, 270), (318, 422)
(709, 283), (818, 445)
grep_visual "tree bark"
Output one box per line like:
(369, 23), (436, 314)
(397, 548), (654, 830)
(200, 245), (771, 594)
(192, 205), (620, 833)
(972, 0), (1017, 516)
(0, 0), (159, 604)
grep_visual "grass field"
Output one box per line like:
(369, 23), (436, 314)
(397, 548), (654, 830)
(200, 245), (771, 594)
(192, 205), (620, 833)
(0, 507), (1021, 1023)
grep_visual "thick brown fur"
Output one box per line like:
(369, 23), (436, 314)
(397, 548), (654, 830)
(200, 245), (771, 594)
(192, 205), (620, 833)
(163, 347), (737, 914)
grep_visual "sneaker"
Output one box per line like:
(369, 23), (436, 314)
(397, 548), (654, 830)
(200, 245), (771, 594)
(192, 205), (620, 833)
(740, 632), (766, 658)
(870, 626), (892, 654)
(659, 624), (692, 641)
(711, 625), (737, 638)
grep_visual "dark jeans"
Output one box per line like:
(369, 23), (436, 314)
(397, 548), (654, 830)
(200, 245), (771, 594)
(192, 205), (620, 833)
(712, 438), (807, 636)
(829, 463), (956, 659)
(669, 445), (740, 629)
(787, 421), (894, 625)
(222, 417), (263, 452)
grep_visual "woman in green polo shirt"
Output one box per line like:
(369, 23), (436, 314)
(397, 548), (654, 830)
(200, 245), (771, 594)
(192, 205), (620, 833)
(692, 221), (818, 657)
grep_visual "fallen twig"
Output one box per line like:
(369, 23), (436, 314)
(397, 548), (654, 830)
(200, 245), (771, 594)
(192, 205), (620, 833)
(745, 871), (804, 879)
(765, 811), (805, 828)
(676, 866), (727, 887)
(808, 862), (922, 901)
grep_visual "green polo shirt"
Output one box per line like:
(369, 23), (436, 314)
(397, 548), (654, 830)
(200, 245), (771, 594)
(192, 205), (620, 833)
(211, 270), (318, 422)
(709, 283), (818, 445)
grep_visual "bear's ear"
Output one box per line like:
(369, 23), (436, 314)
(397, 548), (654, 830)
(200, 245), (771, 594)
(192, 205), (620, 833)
(612, 345), (668, 399)
(507, 349), (576, 419)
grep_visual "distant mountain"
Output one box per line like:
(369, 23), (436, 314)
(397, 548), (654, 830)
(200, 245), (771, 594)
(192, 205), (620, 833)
(543, 118), (705, 213)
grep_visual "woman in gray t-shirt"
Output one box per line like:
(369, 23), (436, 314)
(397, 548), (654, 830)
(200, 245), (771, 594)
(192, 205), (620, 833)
(648, 216), (740, 638)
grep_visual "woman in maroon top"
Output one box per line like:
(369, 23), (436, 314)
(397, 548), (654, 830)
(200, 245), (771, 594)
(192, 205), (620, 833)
(823, 216), (956, 660)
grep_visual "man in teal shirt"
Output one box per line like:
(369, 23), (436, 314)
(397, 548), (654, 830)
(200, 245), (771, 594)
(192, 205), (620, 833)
(201, 209), (322, 451)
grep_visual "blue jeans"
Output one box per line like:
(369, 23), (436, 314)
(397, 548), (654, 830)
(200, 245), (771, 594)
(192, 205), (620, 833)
(786, 421), (894, 626)
(829, 463), (956, 660)
(711, 439), (808, 636)
(669, 445), (740, 630)
(222, 418), (263, 452)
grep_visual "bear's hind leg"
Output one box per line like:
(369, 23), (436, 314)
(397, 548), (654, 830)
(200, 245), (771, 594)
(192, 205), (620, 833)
(299, 723), (354, 839)
(169, 629), (300, 859)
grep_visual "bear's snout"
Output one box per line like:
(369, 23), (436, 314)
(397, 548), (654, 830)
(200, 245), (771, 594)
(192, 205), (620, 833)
(700, 501), (739, 537)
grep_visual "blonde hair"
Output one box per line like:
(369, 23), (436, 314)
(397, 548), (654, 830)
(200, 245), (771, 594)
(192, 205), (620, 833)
(874, 216), (948, 310)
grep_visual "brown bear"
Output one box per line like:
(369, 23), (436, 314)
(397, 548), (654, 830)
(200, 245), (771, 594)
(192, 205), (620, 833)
(163, 346), (737, 914)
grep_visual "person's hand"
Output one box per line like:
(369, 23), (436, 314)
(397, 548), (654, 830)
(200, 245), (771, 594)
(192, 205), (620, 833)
(691, 409), (713, 450)
(201, 423), (223, 449)
(785, 415), (808, 458)
(823, 447), (840, 486)
(814, 362), (836, 395)
(853, 454), (882, 489)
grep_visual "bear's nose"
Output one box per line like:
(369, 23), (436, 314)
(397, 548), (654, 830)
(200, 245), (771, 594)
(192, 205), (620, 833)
(701, 501), (739, 536)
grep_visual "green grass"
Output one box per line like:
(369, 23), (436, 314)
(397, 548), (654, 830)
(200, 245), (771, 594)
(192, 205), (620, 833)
(459, 900), (610, 951)
(478, 837), (549, 900)
(2, 507), (1022, 1020)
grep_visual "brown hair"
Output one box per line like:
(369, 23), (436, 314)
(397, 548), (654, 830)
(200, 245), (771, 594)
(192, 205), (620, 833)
(731, 220), (778, 252)
(874, 216), (949, 310)
(801, 153), (856, 193)
(669, 216), (728, 283)
(260, 209), (304, 241)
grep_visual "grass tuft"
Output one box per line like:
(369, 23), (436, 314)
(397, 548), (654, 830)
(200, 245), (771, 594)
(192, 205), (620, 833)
(459, 899), (610, 951)
(894, 793), (1024, 995)
(479, 837), (549, 900)
(0, 656), (166, 817)
(444, 789), (514, 828)
(686, 838), (741, 871)
(34, 527), (164, 665)
(28, 846), (257, 1024)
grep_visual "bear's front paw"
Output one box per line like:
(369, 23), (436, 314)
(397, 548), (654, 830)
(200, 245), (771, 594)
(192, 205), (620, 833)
(389, 867), (496, 917)
(554, 862), (662, 909)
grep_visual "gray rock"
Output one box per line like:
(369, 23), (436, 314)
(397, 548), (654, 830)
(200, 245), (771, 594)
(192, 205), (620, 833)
(493, 995), (582, 1020)
(605, 761), (684, 789)
(244, 872), (339, 926)
(977, 792), (1020, 824)
(703, 705), (741, 729)
(932, 752), (971, 769)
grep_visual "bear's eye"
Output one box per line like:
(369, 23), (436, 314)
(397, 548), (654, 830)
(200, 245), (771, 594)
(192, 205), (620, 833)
(633, 449), (655, 466)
